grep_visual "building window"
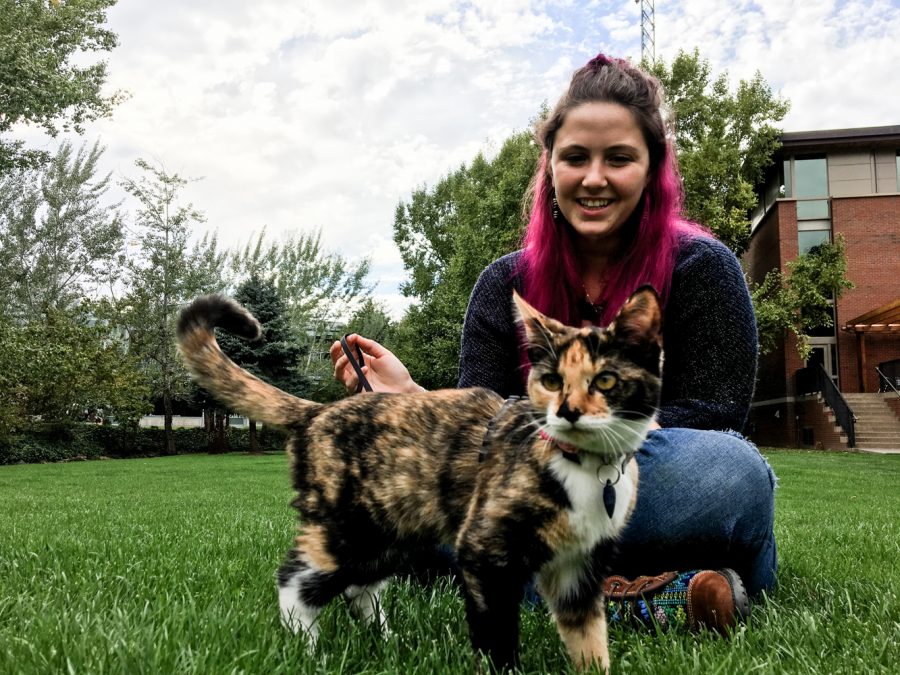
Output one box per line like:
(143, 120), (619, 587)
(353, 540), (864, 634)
(798, 228), (831, 255)
(791, 155), (832, 252)
(794, 157), (828, 198)
(896, 152), (900, 191)
(796, 200), (830, 220)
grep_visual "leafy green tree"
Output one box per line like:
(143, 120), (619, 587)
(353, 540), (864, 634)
(230, 229), (372, 400)
(0, 140), (123, 319)
(392, 130), (540, 388)
(346, 298), (395, 346)
(215, 276), (303, 452)
(232, 228), (371, 328)
(648, 49), (790, 255)
(0, 0), (124, 172)
(751, 237), (854, 360)
(115, 159), (226, 454)
(0, 307), (150, 436)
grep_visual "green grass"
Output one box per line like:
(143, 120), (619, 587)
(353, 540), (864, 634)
(1, 450), (898, 674)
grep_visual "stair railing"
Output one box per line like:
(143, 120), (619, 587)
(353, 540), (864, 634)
(877, 359), (900, 398)
(795, 363), (857, 447)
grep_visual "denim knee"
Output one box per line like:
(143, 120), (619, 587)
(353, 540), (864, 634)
(616, 428), (777, 595)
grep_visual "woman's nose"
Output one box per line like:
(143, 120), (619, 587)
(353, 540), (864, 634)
(582, 160), (608, 188)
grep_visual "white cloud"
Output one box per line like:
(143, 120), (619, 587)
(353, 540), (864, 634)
(12, 0), (899, 314)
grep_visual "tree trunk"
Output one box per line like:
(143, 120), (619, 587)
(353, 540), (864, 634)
(249, 419), (260, 454)
(209, 411), (229, 454)
(163, 390), (176, 455)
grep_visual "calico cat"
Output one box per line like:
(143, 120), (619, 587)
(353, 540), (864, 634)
(176, 286), (662, 673)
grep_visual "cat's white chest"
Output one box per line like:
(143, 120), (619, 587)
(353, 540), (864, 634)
(550, 454), (636, 549)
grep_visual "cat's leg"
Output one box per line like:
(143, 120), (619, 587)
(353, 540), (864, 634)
(277, 552), (323, 644)
(457, 550), (529, 672)
(553, 599), (609, 674)
(539, 565), (609, 673)
(343, 580), (391, 635)
(276, 544), (346, 647)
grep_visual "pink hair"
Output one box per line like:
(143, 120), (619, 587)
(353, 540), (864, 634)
(518, 56), (708, 326)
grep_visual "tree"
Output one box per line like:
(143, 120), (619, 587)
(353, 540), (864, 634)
(215, 276), (303, 453)
(648, 49), (790, 255)
(0, 0), (124, 172)
(230, 229), (372, 399)
(0, 140), (123, 320)
(346, 298), (396, 346)
(115, 159), (226, 454)
(392, 129), (540, 388)
(751, 237), (854, 360)
(0, 306), (150, 436)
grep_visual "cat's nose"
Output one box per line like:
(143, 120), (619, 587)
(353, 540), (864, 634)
(557, 399), (581, 423)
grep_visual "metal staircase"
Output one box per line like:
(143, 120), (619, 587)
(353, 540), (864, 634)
(841, 393), (900, 452)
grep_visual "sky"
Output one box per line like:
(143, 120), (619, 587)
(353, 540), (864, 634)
(18, 0), (900, 317)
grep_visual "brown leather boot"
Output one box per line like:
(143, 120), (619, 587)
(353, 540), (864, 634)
(603, 569), (749, 634)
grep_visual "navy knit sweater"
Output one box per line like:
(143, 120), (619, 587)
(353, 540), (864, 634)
(457, 235), (758, 431)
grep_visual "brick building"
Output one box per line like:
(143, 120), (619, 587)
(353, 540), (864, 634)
(742, 125), (900, 450)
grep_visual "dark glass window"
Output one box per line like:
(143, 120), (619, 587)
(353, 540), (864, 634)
(798, 229), (831, 255)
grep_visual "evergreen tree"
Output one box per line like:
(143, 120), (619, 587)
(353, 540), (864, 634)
(214, 276), (303, 453)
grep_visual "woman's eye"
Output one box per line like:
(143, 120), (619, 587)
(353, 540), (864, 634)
(540, 374), (563, 391)
(592, 372), (618, 391)
(609, 155), (633, 165)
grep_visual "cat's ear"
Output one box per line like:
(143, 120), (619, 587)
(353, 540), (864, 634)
(512, 291), (566, 362)
(610, 285), (663, 348)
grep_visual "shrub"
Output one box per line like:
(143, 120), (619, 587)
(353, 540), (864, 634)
(0, 424), (287, 465)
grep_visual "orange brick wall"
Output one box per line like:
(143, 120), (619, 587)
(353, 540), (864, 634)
(750, 397), (850, 450)
(743, 189), (900, 447)
(795, 397), (850, 450)
(832, 195), (900, 393)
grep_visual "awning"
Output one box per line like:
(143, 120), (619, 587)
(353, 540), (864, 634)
(841, 298), (900, 392)
(842, 299), (900, 333)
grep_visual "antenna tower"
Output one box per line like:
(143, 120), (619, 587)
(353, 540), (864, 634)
(634, 0), (656, 64)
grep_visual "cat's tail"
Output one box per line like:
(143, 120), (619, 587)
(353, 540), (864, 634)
(176, 295), (315, 427)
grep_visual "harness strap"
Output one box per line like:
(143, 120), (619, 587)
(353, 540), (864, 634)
(479, 396), (524, 463)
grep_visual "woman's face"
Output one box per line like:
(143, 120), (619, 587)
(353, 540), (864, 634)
(549, 101), (651, 255)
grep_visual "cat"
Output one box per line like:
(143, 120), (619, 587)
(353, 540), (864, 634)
(176, 286), (662, 673)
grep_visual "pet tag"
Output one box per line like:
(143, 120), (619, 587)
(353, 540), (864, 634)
(602, 482), (616, 518)
(596, 464), (620, 519)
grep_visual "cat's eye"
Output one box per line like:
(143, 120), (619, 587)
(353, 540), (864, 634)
(540, 374), (563, 391)
(592, 372), (618, 391)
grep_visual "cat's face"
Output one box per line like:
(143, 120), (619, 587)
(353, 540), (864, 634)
(514, 287), (663, 456)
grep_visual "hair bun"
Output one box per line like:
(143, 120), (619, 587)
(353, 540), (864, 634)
(587, 54), (614, 70)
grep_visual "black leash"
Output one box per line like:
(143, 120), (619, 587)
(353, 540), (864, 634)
(340, 334), (373, 393)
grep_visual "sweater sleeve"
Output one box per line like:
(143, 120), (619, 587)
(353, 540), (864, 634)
(656, 237), (758, 431)
(457, 253), (525, 398)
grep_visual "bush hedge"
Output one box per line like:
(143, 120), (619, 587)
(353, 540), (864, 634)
(0, 423), (288, 465)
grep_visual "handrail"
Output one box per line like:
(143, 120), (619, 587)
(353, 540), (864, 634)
(795, 364), (856, 447)
(876, 367), (900, 398)
(877, 359), (900, 398)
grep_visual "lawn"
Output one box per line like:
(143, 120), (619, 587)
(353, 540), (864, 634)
(1, 450), (897, 674)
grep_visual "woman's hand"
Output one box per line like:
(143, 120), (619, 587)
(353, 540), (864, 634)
(330, 334), (424, 394)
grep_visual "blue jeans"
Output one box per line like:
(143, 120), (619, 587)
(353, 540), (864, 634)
(610, 428), (777, 597)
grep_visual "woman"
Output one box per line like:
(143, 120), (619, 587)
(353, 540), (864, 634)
(332, 55), (776, 628)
